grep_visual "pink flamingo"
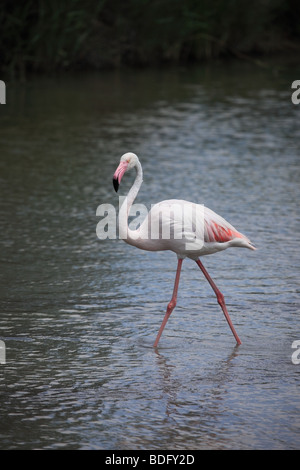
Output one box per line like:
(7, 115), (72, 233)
(113, 153), (256, 347)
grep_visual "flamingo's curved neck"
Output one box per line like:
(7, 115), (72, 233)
(127, 160), (143, 210)
(119, 161), (143, 243)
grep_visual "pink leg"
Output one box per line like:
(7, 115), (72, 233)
(195, 259), (242, 345)
(154, 258), (183, 347)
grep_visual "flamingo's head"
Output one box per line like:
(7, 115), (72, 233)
(113, 152), (139, 192)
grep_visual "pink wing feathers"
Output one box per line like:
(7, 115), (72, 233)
(204, 207), (252, 245)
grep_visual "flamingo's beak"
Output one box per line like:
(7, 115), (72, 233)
(113, 161), (128, 192)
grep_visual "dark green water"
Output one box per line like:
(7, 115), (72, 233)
(0, 61), (299, 449)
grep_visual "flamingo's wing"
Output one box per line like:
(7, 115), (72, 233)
(204, 207), (248, 244)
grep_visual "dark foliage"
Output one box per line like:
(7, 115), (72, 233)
(1, 0), (299, 78)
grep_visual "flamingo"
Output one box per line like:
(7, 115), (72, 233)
(113, 152), (256, 347)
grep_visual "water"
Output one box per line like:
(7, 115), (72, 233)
(0, 61), (299, 450)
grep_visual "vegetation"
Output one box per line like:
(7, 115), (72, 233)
(1, 0), (300, 78)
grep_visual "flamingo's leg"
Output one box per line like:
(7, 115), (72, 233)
(154, 258), (183, 347)
(195, 259), (242, 345)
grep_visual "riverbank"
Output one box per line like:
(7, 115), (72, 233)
(1, 0), (300, 80)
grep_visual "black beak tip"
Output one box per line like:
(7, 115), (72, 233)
(113, 177), (119, 192)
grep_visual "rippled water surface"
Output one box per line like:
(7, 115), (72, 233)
(0, 62), (299, 449)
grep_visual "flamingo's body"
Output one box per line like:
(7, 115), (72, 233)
(113, 152), (255, 347)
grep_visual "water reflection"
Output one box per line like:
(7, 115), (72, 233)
(154, 344), (241, 445)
